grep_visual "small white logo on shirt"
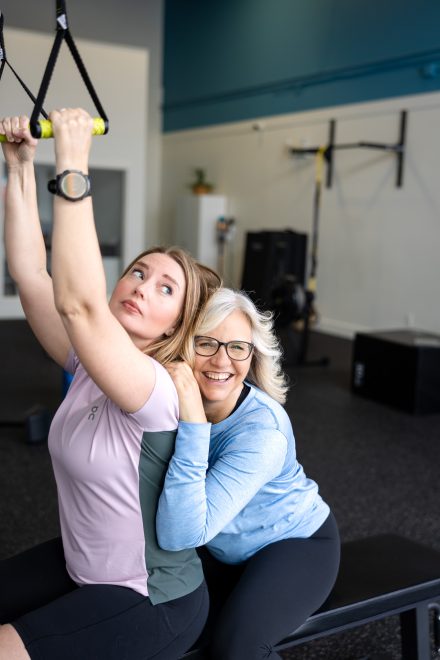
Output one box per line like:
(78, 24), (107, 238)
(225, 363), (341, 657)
(88, 405), (99, 421)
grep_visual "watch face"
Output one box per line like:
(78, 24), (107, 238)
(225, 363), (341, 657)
(60, 172), (89, 199)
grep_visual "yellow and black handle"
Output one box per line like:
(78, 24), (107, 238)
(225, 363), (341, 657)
(0, 117), (108, 142)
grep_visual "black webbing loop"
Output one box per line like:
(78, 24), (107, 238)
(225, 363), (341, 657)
(0, 13), (5, 83)
(0, 11), (48, 119)
(64, 32), (108, 124)
(30, 0), (109, 138)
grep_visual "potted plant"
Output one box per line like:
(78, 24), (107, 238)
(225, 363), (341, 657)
(189, 168), (214, 195)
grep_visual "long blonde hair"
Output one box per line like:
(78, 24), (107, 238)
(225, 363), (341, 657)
(193, 288), (288, 404)
(121, 246), (221, 364)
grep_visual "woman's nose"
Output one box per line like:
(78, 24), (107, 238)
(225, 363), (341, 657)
(211, 344), (231, 364)
(134, 282), (145, 297)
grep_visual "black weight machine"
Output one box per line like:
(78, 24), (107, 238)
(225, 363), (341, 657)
(271, 111), (407, 367)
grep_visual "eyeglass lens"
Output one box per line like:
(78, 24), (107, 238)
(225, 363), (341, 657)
(194, 337), (252, 360)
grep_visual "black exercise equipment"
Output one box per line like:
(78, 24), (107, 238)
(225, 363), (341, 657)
(216, 216), (235, 279)
(241, 230), (308, 309)
(280, 112), (407, 367)
(294, 146), (329, 367)
(240, 228), (326, 367)
(0, 11), (48, 126)
(289, 111), (407, 189)
(270, 275), (306, 328)
(0, 1), (109, 142)
(181, 534), (440, 659)
(29, 0), (109, 140)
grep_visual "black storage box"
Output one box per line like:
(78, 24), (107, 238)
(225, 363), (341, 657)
(351, 329), (440, 414)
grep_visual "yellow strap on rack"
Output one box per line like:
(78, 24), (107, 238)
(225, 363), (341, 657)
(315, 146), (326, 186)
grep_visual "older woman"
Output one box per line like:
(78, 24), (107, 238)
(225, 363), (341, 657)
(157, 288), (340, 660)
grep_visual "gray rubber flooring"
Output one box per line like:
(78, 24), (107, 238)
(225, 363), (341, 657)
(1, 321), (439, 659)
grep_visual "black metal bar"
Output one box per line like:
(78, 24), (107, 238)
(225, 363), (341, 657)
(400, 605), (432, 659)
(326, 119), (335, 188)
(289, 111), (407, 189)
(289, 147), (319, 155)
(336, 141), (402, 151)
(290, 140), (403, 154)
(396, 110), (407, 187)
(429, 602), (440, 656)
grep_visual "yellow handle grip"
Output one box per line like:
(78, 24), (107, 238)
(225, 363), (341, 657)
(0, 117), (108, 142)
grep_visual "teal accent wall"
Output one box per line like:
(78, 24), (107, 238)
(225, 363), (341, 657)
(163, 0), (440, 131)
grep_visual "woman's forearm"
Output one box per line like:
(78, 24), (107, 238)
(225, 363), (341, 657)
(51, 194), (107, 317)
(157, 425), (287, 551)
(4, 162), (47, 286)
(50, 109), (107, 318)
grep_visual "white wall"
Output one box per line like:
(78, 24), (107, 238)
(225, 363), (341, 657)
(0, 27), (148, 318)
(161, 92), (440, 338)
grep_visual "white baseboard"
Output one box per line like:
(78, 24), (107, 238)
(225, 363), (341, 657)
(314, 317), (370, 340)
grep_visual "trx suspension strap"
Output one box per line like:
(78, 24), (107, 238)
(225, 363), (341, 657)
(0, 11), (48, 140)
(29, 0), (109, 139)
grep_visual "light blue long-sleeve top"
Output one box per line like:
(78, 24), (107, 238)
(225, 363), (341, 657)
(156, 383), (330, 564)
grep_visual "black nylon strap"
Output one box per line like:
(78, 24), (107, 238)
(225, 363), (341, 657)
(64, 31), (108, 123)
(0, 11), (48, 118)
(56, 0), (68, 28)
(30, 0), (108, 138)
(30, 30), (64, 136)
(0, 12), (7, 79)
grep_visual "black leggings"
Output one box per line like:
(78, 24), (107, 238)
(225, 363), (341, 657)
(198, 511), (340, 660)
(0, 538), (208, 660)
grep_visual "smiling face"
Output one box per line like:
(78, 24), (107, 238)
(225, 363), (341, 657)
(193, 310), (254, 423)
(109, 252), (186, 350)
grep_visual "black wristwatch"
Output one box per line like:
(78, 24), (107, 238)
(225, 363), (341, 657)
(47, 170), (91, 202)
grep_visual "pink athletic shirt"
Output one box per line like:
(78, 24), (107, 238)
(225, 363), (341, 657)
(48, 351), (204, 604)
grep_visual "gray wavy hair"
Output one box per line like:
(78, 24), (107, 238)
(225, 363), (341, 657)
(190, 288), (288, 404)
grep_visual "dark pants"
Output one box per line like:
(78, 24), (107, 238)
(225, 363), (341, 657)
(0, 537), (208, 660)
(198, 512), (340, 660)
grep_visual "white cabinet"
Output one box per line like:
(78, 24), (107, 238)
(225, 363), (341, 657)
(174, 195), (227, 271)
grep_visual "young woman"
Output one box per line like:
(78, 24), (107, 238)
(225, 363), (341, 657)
(157, 288), (340, 660)
(0, 110), (220, 660)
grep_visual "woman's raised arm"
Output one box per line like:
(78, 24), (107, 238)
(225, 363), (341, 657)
(49, 108), (157, 412)
(1, 115), (71, 367)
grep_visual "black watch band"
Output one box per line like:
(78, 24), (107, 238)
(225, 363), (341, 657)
(47, 170), (91, 202)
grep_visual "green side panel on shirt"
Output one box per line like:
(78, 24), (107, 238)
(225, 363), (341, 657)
(139, 430), (204, 605)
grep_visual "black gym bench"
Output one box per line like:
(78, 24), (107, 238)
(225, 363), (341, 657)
(181, 534), (440, 659)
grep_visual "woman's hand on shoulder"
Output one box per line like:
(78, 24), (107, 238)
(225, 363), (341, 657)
(0, 115), (38, 169)
(165, 361), (207, 424)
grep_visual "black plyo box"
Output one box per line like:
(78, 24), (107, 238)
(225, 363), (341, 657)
(351, 329), (440, 414)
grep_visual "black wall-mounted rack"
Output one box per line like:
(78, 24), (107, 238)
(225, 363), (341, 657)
(289, 110), (407, 188)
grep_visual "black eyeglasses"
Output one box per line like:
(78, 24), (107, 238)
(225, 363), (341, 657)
(194, 336), (254, 361)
